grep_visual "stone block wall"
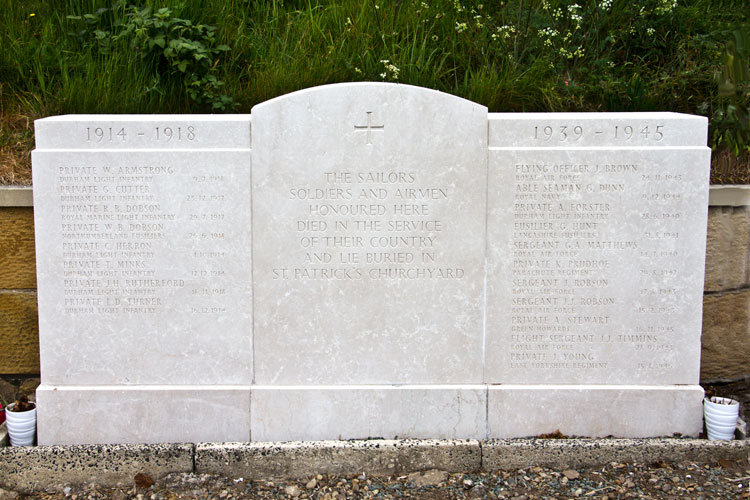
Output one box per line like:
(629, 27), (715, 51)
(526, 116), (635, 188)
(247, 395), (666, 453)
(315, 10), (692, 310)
(0, 192), (40, 403)
(702, 202), (750, 381)
(0, 188), (747, 386)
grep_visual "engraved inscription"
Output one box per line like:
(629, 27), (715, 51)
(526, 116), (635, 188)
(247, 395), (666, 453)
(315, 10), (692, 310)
(85, 125), (197, 143)
(506, 150), (686, 376)
(273, 170), (463, 281)
(532, 123), (665, 143)
(353, 112), (384, 145)
(56, 155), (236, 317)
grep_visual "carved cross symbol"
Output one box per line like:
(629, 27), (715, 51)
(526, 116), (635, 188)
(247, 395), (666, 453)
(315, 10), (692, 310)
(353, 111), (384, 145)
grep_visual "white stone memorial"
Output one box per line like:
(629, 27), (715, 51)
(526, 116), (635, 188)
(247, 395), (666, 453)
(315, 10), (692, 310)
(31, 83), (710, 444)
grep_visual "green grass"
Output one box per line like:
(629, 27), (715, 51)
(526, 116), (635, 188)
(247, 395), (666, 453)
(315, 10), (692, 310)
(0, 0), (749, 175)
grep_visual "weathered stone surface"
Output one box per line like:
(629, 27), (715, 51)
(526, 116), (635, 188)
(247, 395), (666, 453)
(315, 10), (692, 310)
(0, 292), (39, 374)
(251, 386), (486, 441)
(701, 289), (750, 381)
(481, 439), (750, 470)
(486, 113), (710, 386)
(252, 83), (487, 385)
(0, 187), (33, 208)
(704, 206), (750, 292)
(30, 86), (712, 443)
(36, 385), (251, 445)
(0, 443), (193, 493)
(487, 385), (704, 438)
(195, 440), (481, 479)
(0, 208), (36, 289)
(32, 117), (253, 388)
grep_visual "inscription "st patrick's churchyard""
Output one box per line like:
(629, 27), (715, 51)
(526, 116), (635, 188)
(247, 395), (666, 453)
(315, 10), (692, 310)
(272, 169), (464, 281)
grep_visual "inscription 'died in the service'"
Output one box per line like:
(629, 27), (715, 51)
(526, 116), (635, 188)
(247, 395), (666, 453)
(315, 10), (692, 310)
(272, 170), (464, 281)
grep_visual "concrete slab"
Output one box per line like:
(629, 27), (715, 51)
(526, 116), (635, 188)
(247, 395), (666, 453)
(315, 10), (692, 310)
(196, 439), (482, 479)
(0, 443), (193, 493)
(482, 438), (750, 470)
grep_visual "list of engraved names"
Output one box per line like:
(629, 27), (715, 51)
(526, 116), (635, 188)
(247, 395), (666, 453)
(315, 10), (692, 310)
(509, 159), (683, 374)
(58, 161), (232, 316)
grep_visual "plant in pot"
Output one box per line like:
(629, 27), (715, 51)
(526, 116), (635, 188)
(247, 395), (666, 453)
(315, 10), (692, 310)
(5, 394), (36, 446)
(0, 395), (6, 426)
(704, 395), (740, 441)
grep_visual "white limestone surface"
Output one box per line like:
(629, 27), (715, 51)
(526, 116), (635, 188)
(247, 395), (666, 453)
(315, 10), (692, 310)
(32, 116), (253, 386)
(487, 385), (705, 438)
(251, 83), (487, 385)
(30, 88), (714, 445)
(486, 113), (711, 385)
(34, 114), (251, 150)
(36, 385), (251, 445)
(488, 112), (707, 148)
(251, 385), (487, 441)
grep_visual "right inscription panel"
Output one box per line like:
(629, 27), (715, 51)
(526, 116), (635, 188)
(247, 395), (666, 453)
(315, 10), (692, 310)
(486, 113), (711, 385)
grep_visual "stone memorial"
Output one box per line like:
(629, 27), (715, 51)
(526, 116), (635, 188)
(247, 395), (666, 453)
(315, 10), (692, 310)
(31, 83), (710, 444)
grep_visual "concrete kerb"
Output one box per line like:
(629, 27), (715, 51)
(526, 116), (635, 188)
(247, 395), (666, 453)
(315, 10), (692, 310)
(195, 439), (482, 479)
(482, 438), (750, 470)
(0, 443), (194, 493)
(0, 439), (748, 493)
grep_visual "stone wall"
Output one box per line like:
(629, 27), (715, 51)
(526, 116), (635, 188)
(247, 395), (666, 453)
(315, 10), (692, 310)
(0, 189), (39, 403)
(702, 191), (750, 381)
(0, 187), (747, 385)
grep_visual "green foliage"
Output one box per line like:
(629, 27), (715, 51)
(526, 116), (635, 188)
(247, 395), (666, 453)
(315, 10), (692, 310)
(709, 29), (750, 155)
(67, 2), (235, 110)
(0, 0), (749, 160)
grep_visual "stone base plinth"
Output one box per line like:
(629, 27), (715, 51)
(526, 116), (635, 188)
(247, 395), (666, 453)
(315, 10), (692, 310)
(36, 384), (706, 444)
(251, 385), (487, 442)
(35, 385), (251, 445)
(488, 385), (705, 439)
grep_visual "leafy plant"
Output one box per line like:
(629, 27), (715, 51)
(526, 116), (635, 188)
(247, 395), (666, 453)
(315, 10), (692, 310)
(710, 29), (750, 156)
(7, 395), (35, 412)
(68, 2), (236, 110)
(1, 0), (750, 182)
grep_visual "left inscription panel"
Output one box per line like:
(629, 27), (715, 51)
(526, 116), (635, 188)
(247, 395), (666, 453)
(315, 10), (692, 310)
(33, 115), (253, 386)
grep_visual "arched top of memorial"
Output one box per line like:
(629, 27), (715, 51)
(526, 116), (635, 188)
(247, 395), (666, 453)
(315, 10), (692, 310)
(251, 82), (487, 115)
(250, 83), (487, 162)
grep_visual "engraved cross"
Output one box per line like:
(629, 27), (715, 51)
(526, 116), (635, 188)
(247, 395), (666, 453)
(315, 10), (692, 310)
(353, 111), (384, 145)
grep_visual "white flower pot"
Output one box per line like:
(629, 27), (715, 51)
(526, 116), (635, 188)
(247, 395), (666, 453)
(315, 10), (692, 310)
(5, 402), (36, 446)
(704, 397), (739, 441)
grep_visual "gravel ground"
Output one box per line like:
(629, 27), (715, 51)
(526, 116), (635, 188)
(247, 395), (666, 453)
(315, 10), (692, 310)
(3, 459), (748, 500)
